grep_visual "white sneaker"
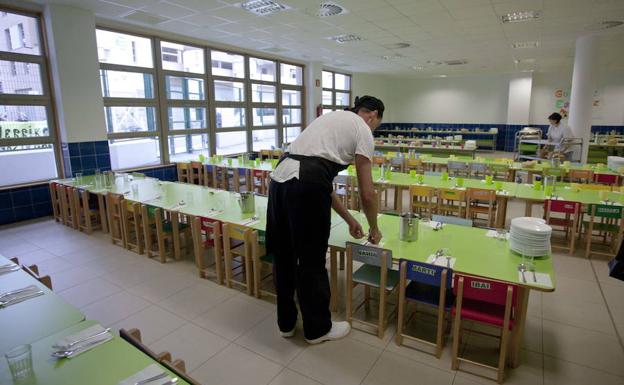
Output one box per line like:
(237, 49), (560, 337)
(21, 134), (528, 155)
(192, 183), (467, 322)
(280, 327), (296, 338)
(305, 321), (351, 344)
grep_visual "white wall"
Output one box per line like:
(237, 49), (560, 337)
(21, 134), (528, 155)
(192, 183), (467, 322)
(353, 73), (511, 124)
(507, 74), (533, 125)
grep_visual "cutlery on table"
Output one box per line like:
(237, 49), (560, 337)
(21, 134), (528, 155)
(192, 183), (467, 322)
(0, 290), (44, 307)
(0, 286), (36, 299)
(51, 338), (107, 358)
(431, 249), (443, 264)
(53, 328), (111, 350)
(161, 379), (178, 385)
(529, 266), (537, 282)
(134, 372), (168, 385)
(445, 256), (451, 268)
(518, 265), (527, 283)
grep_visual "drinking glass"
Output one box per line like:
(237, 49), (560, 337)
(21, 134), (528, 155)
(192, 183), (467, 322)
(5, 344), (33, 380)
(495, 181), (503, 191)
(485, 175), (493, 185)
(441, 172), (449, 181)
(417, 174), (425, 184)
(533, 180), (542, 191)
(131, 183), (139, 197)
(456, 177), (464, 188)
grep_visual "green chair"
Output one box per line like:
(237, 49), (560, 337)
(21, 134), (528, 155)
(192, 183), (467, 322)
(542, 167), (566, 182)
(346, 242), (400, 338)
(583, 204), (624, 258)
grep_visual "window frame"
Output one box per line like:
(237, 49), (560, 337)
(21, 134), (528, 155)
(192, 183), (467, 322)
(0, 6), (60, 188)
(321, 69), (351, 113)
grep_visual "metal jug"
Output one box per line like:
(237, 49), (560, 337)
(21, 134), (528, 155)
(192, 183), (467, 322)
(400, 212), (419, 242)
(238, 192), (255, 214)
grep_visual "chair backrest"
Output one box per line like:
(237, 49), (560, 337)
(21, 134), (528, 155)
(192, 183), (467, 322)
(159, 358), (202, 385)
(448, 161), (469, 171)
(390, 157), (405, 166)
(372, 156), (386, 166)
(432, 214), (473, 227)
(453, 274), (517, 306)
(346, 241), (393, 268)
(407, 158), (422, 168)
(409, 185), (435, 198)
(438, 188), (466, 202)
(546, 199), (580, 214)
(401, 259), (452, 288)
(589, 204), (624, 219)
(224, 222), (250, 242)
(467, 187), (496, 202)
(490, 164), (509, 173)
(594, 173), (619, 185)
(568, 169), (593, 180)
(471, 163), (488, 173)
(543, 167), (565, 177)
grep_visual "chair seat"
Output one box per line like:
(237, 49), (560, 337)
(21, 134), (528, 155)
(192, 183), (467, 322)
(582, 221), (620, 233)
(451, 299), (514, 329)
(353, 264), (399, 290)
(405, 281), (454, 309)
(260, 253), (274, 264)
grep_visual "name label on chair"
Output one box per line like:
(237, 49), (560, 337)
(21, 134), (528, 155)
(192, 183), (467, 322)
(411, 265), (436, 276)
(471, 281), (490, 289)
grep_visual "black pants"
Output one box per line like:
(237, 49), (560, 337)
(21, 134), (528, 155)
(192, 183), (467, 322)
(266, 178), (332, 340)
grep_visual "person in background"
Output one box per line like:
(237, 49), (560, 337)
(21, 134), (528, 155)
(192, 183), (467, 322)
(544, 112), (573, 160)
(266, 96), (384, 344)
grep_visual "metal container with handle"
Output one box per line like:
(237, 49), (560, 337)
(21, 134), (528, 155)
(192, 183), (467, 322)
(400, 212), (419, 242)
(238, 192), (255, 214)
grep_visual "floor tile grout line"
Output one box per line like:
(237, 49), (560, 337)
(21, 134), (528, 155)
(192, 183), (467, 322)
(357, 343), (385, 385)
(285, 366), (328, 385)
(589, 255), (624, 354)
(542, 352), (624, 378)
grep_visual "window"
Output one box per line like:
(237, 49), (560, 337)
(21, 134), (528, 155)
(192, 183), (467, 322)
(0, 10), (58, 187)
(280, 63), (304, 143)
(97, 29), (158, 169)
(322, 70), (351, 114)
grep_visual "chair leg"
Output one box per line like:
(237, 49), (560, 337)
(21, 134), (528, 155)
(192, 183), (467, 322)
(497, 327), (510, 383)
(451, 317), (461, 370)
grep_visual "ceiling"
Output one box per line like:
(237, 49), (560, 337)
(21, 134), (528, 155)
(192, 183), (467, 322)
(31, 0), (624, 77)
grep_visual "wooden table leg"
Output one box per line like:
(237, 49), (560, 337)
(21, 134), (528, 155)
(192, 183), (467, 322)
(97, 194), (108, 233)
(524, 200), (533, 217)
(508, 287), (530, 368)
(496, 196), (508, 228)
(329, 246), (338, 312)
(395, 186), (404, 213)
(172, 212), (182, 260)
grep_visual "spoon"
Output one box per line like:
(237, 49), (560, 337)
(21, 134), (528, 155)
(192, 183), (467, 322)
(518, 264), (527, 283)
(529, 265), (537, 282)
(51, 338), (107, 358)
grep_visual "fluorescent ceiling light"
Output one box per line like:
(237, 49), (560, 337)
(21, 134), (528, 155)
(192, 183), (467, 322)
(585, 20), (624, 31)
(433, 74), (447, 78)
(382, 42), (411, 50)
(511, 41), (539, 49)
(328, 34), (362, 43)
(382, 54), (404, 60)
(502, 11), (541, 23)
(412, 66), (425, 70)
(240, 0), (290, 16)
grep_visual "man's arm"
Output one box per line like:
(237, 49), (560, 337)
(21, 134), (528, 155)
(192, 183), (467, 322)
(355, 154), (381, 243)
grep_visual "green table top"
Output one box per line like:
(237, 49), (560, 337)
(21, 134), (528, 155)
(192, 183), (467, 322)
(328, 212), (556, 292)
(514, 183), (624, 205)
(0, 255), (85, 354)
(0, 320), (191, 385)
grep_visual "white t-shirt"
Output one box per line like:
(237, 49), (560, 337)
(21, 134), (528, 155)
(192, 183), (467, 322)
(547, 123), (573, 152)
(271, 111), (374, 182)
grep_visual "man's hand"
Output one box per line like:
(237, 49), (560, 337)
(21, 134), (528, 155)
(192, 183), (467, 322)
(368, 227), (383, 245)
(348, 218), (364, 239)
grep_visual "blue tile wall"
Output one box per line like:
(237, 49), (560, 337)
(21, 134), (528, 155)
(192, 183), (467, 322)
(0, 184), (53, 226)
(67, 140), (112, 177)
(376, 123), (624, 152)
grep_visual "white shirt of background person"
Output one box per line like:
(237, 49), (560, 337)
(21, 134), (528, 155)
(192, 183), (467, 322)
(547, 121), (572, 152)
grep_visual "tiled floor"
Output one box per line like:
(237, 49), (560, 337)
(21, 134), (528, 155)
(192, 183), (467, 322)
(1, 197), (623, 385)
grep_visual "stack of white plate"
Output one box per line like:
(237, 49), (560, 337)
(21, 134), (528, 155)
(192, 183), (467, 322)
(509, 217), (552, 257)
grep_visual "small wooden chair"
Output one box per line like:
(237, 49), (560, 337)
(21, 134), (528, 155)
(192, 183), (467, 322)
(188, 161), (204, 185)
(191, 216), (224, 284)
(466, 188), (497, 228)
(583, 204), (624, 258)
(490, 164), (511, 181)
(406, 158), (424, 173)
(389, 156), (406, 173)
(49, 182), (62, 223)
(142, 206), (190, 263)
(250, 230), (275, 299)
(212, 166), (229, 190)
(21, 264), (52, 290)
(346, 242), (399, 339)
(106, 192), (125, 246)
(593, 173), (619, 185)
(177, 162), (190, 183)
(73, 188), (101, 234)
(60, 186), (78, 229)
(452, 275), (517, 384)
(542, 167), (565, 182)
(447, 161), (470, 177)
(544, 199), (581, 255)
(334, 174), (359, 210)
(409, 185), (436, 218)
(436, 188), (467, 219)
(121, 200), (143, 254)
(250, 169), (270, 195)
(222, 223), (254, 295)
(470, 163), (488, 178)
(396, 260), (454, 357)
(227, 168), (247, 192)
(568, 169), (593, 183)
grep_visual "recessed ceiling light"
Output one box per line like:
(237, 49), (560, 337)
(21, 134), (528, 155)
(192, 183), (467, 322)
(311, 2), (348, 17)
(444, 59), (468, 66)
(382, 54), (404, 60)
(511, 41), (540, 49)
(502, 10), (541, 23)
(433, 74), (447, 78)
(382, 42), (411, 50)
(328, 34), (362, 43)
(240, 0), (290, 16)
(585, 20), (624, 31)
(412, 65), (425, 70)
(426, 60), (443, 66)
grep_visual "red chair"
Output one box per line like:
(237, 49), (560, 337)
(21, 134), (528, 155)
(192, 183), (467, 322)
(451, 275), (517, 383)
(593, 173), (619, 185)
(544, 199), (581, 254)
(251, 169), (270, 195)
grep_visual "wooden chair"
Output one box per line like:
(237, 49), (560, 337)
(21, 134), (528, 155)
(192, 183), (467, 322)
(250, 230), (275, 299)
(470, 163), (488, 178)
(73, 188), (100, 234)
(409, 185), (436, 218)
(447, 161), (470, 177)
(436, 189), (467, 219)
(49, 182), (62, 223)
(568, 169), (593, 183)
(106, 192), (125, 246)
(188, 161), (204, 185)
(142, 206), (183, 263)
(250, 169), (270, 195)
(345, 242), (399, 338)
(334, 174), (359, 210)
(583, 204), (624, 258)
(490, 164), (511, 181)
(372, 156), (386, 167)
(578, 183), (612, 191)
(21, 264), (52, 290)
(191, 216), (224, 284)
(177, 162), (190, 183)
(406, 158), (424, 173)
(59, 186), (78, 229)
(212, 166), (229, 190)
(544, 199), (581, 255)
(396, 260), (454, 357)
(542, 167), (565, 182)
(466, 188), (497, 228)
(227, 168), (247, 192)
(222, 223), (254, 295)
(452, 275), (517, 384)
(121, 200), (143, 254)
(389, 156), (406, 173)
(593, 173), (619, 185)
